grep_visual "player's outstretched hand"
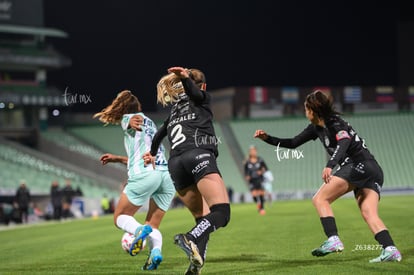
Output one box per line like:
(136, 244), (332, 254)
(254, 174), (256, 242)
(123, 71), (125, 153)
(254, 129), (268, 140)
(322, 167), (332, 184)
(100, 153), (116, 165)
(142, 152), (155, 169)
(100, 154), (127, 165)
(168, 67), (190, 78)
(129, 115), (143, 131)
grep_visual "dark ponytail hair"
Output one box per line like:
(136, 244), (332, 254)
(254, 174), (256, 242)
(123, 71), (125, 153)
(305, 90), (340, 120)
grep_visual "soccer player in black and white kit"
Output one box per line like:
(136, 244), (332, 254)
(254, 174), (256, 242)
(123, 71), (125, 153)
(254, 90), (402, 263)
(143, 66), (230, 275)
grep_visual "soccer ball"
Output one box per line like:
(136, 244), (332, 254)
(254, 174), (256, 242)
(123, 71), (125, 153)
(121, 232), (146, 253)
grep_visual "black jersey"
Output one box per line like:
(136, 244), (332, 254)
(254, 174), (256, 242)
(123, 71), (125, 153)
(244, 157), (268, 182)
(264, 115), (374, 168)
(151, 78), (218, 158)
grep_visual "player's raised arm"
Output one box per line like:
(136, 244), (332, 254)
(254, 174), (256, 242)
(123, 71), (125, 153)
(100, 153), (128, 165)
(168, 66), (206, 102)
(254, 125), (317, 149)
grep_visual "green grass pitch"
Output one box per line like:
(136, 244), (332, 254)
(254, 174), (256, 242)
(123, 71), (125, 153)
(0, 195), (413, 274)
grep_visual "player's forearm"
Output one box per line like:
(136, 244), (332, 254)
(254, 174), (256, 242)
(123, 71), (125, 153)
(326, 138), (351, 168)
(110, 155), (128, 164)
(150, 124), (167, 156)
(264, 135), (297, 148)
(117, 156), (128, 164)
(182, 77), (204, 102)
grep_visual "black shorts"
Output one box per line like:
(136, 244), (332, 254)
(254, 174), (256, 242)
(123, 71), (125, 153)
(168, 148), (221, 191)
(19, 206), (29, 214)
(249, 178), (264, 191)
(333, 157), (383, 197)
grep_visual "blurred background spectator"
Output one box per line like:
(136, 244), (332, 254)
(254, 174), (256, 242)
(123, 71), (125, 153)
(14, 181), (31, 223)
(50, 180), (62, 220)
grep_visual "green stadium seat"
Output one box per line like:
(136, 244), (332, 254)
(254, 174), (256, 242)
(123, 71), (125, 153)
(213, 123), (247, 193)
(67, 125), (126, 156)
(41, 128), (104, 160)
(0, 144), (118, 198)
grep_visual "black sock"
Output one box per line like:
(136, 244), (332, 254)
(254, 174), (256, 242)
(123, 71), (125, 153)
(187, 203), (231, 243)
(253, 196), (258, 203)
(375, 230), (395, 249)
(259, 195), (265, 209)
(195, 216), (203, 224)
(320, 217), (338, 238)
(193, 216), (209, 261)
(197, 234), (209, 261)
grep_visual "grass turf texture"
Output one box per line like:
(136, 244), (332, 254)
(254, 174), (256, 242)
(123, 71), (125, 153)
(0, 195), (413, 274)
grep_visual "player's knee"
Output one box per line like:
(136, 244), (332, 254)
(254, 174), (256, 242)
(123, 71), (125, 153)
(312, 194), (324, 207)
(210, 203), (231, 228)
(360, 210), (369, 222)
(114, 214), (120, 227)
(114, 214), (122, 229)
(312, 195), (319, 207)
(360, 207), (377, 223)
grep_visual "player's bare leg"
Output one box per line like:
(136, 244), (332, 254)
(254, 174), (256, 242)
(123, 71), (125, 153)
(356, 189), (402, 263)
(311, 176), (353, 256)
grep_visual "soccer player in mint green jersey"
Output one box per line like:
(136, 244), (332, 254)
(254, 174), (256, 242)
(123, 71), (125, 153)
(94, 90), (175, 271)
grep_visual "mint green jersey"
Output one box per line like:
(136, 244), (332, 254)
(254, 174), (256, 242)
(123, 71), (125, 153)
(122, 113), (168, 177)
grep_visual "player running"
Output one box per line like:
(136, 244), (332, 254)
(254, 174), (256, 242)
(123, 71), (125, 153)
(254, 90), (402, 263)
(143, 66), (231, 275)
(244, 145), (268, 214)
(94, 90), (175, 270)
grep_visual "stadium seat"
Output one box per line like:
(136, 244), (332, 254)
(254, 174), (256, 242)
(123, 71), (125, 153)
(0, 144), (118, 198)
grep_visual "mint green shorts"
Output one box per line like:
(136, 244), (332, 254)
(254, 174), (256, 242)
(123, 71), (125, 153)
(124, 170), (175, 211)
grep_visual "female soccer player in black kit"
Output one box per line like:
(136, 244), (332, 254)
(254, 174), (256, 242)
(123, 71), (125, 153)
(244, 145), (268, 215)
(143, 66), (230, 275)
(254, 90), (401, 263)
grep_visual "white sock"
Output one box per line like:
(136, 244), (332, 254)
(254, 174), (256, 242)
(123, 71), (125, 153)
(328, 235), (339, 241)
(116, 214), (142, 235)
(149, 228), (162, 251)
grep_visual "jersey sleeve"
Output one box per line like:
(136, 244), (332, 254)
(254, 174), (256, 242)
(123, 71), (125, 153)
(150, 116), (169, 156)
(243, 161), (249, 177)
(121, 114), (132, 131)
(260, 158), (268, 170)
(325, 123), (352, 168)
(181, 77), (206, 103)
(264, 124), (317, 148)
